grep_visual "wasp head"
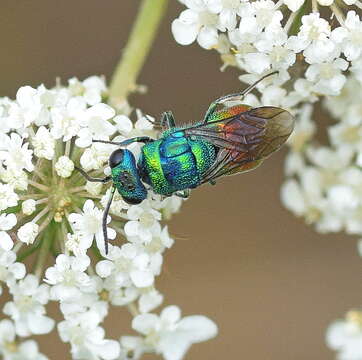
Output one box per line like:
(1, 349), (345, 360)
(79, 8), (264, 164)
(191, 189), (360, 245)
(109, 149), (147, 205)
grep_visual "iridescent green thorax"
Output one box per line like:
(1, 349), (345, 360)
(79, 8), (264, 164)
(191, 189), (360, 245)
(138, 130), (216, 196)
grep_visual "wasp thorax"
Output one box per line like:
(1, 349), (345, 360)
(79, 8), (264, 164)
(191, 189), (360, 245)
(109, 149), (125, 168)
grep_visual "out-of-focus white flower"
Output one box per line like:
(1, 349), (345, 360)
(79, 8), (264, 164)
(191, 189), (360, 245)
(143, 226), (174, 255)
(68, 76), (106, 106)
(305, 59), (348, 96)
(171, 0), (220, 49)
(91, 274), (138, 307)
(58, 310), (120, 360)
(172, 0), (357, 112)
(132, 305), (218, 360)
(119, 336), (146, 360)
(0, 319), (49, 360)
(332, 11), (362, 61)
(0, 249), (26, 295)
(85, 181), (103, 196)
(138, 289), (163, 314)
(327, 310), (362, 360)
(4, 274), (54, 336)
(0, 213), (17, 251)
(283, 0), (305, 12)
(282, 77), (362, 235)
(208, 0), (243, 30)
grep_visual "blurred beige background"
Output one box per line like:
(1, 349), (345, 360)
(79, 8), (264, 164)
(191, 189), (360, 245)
(0, 1), (361, 359)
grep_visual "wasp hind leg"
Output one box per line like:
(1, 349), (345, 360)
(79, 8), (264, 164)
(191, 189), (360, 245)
(142, 111), (176, 131)
(161, 111), (176, 130)
(202, 71), (279, 123)
(174, 189), (190, 199)
(145, 111), (176, 138)
(74, 166), (112, 183)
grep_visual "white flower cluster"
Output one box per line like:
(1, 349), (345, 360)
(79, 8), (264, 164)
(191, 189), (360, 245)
(327, 309), (362, 360)
(277, 58), (362, 360)
(0, 77), (217, 359)
(172, 0), (362, 108)
(173, 3), (362, 358)
(281, 77), (362, 236)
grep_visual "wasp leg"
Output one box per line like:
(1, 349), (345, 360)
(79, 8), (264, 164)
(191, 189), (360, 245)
(209, 180), (216, 186)
(174, 189), (190, 199)
(203, 102), (218, 123)
(214, 71), (279, 104)
(145, 115), (163, 128)
(93, 136), (154, 146)
(103, 186), (116, 255)
(74, 166), (111, 183)
(161, 111), (176, 130)
(202, 71), (278, 123)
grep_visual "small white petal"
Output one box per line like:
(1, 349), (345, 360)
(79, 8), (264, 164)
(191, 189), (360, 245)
(132, 313), (159, 334)
(172, 19), (199, 45)
(96, 260), (114, 278)
(130, 270), (154, 288)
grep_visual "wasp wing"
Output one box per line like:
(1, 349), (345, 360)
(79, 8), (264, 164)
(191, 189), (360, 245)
(184, 106), (294, 183)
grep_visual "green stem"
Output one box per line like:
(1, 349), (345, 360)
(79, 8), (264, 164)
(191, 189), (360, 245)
(91, 243), (104, 261)
(34, 221), (56, 278)
(288, 0), (308, 36)
(108, 0), (169, 107)
(17, 240), (42, 262)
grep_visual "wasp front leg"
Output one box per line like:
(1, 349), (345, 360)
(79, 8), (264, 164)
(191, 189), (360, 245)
(174, 189), (190, 199)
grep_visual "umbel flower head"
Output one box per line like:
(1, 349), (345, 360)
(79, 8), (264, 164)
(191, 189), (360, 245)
(0, 76), (217, 360)
(173, 2), (362, 359)
(172, 0), (362, 109)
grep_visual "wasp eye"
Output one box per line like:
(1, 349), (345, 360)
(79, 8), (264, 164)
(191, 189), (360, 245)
(109, 149), (124, 168)
(123, 196), (143, 205)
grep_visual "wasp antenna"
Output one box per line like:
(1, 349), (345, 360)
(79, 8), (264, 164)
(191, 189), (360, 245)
(103, 186), (116, 255)
(241, 71), (279, 98)
(93, 139), (122, 145)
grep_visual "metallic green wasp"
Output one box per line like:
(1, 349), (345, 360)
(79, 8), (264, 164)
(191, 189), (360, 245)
(76, 72), (295, 253)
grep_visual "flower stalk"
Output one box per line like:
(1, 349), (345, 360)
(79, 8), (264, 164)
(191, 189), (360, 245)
(34, 222), (56, 278)
(108, 0), (169, 106)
